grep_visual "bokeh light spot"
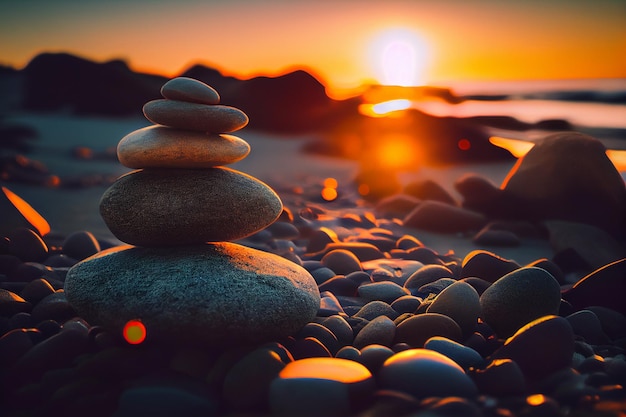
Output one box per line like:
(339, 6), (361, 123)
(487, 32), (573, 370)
(458, 138), (471, 151)
(358, 184), (370, 196)
(323, 177), (338, 189)
(321, 187), (338, 201)
(527, 394), (547, 406)
(123, 319), (146, 345)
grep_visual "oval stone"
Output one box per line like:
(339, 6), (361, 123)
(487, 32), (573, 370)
(379, 349), (478, 399)
(489, 315), (574, 381)
(143, 99), (248, 133)
(480, 267), (561, 338)
(117, 126), (250, 169)
(64, 242), (320, 346)
(427, 281), (480, 338)
(160, 77), (220, 104)
(99, 167), (282, 246)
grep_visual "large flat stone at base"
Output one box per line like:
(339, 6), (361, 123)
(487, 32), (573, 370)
(64, 242), (320, 346)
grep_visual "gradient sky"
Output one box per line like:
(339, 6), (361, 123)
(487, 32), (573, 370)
(1, 0), (625, 97)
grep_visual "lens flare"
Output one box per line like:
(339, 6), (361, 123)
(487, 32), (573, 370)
(123, 319), (147, 345)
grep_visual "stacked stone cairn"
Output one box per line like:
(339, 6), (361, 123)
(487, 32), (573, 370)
(64, 77), (320, 346)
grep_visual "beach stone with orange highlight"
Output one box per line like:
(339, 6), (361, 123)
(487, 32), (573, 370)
(379, 349), (478, 399)
(403, 201), (486, 234)
(500, 132), (626, 236)
(99, 167), (282, 246)
(489, 315), (575, 381)
(269, 357), (375, 416)
(160, 77), (220, 104)
(117, 126), (250, 169)
(480, 267), (561, 338)
(1, 186), (51, 238)
(394, 313), (462, 347)
(143, 99), (249, 133)
(64, 242), (320, 346)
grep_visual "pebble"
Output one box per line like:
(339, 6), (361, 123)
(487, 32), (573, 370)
(378, 348), (478, 399)
(357, 344), (395, 373)
(390, 295), (421, 314)
(270, 357), (375, 416)
(480, 266), (562, 337)
(358, 281), (408, 304)
(460, 250), (520, 282)
(489, 315), (575, 381)
(562, 258), (626, 315)
(99, 167), (283, 246)
(404, 264), (454, 292)
(64, 242), (319, 346)
(19, 278), (55, 305)
(471, 358), (526, 396)
(114, 382), (218, 417)
(403, 201), (486, 234)
(310, 267), (337, 285)
(395, 234), (424, 250)
(297, 322), (340, 355)
(321, 249), (363, 275)
(500, 132), (626, 236)
(6, 227), (49, 262)
(322, 315), (354, 347)
(143, 99), (249, 133)
(0, 186), (50, 238)
(0, 288), (31, 316)
(353, 301), (400, 321)
(222, 346), (286, 412)
(61, 231), (101, 261)
(423, 336), (485, 369)
(403, 179), (456, 205)
(472, 228), (521, 246)
(30, 292), (76, 323)
(426, 280), (480, 338)
(394, 313), (462, 347)
(353, 315), (396, 349)
(374, 194), (421, 218)
(160, 77), (220, 104)
(117, 126), (251, 169)
(566, 310), (610, 345)
(319, 275), (358, 297)
(319, 242), (384, 262)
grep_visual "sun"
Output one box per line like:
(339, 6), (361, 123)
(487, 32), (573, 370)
(369, 28), (431, 87)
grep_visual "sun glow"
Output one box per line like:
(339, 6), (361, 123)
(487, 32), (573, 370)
(369, 28), (431, 87)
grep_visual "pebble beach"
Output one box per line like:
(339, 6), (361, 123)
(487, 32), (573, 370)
(1, 78), (625, 417)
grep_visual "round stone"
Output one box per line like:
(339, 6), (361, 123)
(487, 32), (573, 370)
(379, 348), (478, 399)
(62, 231), (101, 261)
(479, 267), (562, 338)
(270, 357), (375, 416)
(99, 167), (283, 246)
(489, 315), (574, 381)
(1, 186), (50, 237)
(500, 132), (626, 236)
(64, 242), (320, 346)
(143, 99), (248, 133)
(394, 313), (462, 348)
(117, 126), (250, 169)
(160, 77), (220, 104)
(426, 281), (481, 338)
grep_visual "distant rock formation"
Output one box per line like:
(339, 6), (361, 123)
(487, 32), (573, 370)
(22, 53), (166, 116)
(16, 52), (357, 132)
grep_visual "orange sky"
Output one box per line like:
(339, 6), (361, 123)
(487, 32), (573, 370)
(1, 0), (625, 98)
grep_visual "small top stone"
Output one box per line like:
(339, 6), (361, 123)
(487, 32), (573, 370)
(161, 77), (220, 105)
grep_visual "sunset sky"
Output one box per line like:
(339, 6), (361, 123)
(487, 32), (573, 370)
(1, 0), (625, 97)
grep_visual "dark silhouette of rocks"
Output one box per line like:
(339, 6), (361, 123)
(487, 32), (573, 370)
(21, 53), (166, 116)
